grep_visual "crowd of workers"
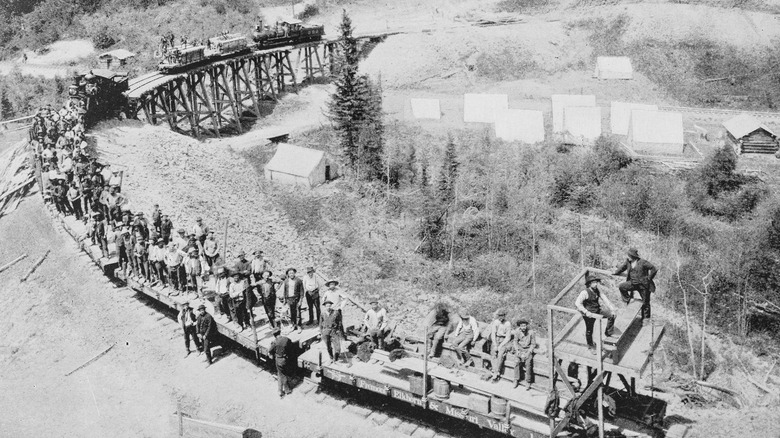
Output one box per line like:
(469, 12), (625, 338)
(31, 92), (658, 398)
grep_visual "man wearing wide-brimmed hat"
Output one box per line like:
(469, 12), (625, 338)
(613, 248), (657, 323)
(575, 272), (616, 355)
(280, 268), (304, 332)
(252, 270), (276, 327)
(178, 301), (202, 357)
(320, 299), (345, 363)
(302, 266), (324, 325)
(449, 308), (479, 364)
(214, 266), (233, 321)
(165, 241), (184, 293)
(196, 304), (216, 365)
(321, 279), (348, 311)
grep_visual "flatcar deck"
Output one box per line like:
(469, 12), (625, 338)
(47, 205), (320, 355)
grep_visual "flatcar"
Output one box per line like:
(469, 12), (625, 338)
(158, 44), (207, 73)
(252, 19), (324, 50)
(209, 33), (249, 55)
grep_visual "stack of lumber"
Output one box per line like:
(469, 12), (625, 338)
(0, 140), (35, 218)
(455, 12), (525, 26)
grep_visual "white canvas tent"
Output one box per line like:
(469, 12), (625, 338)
(494, 109), (545, 143)
(562, 106), (602, 145)
(551, 94), (596, 132)
(593, 57), (633, 80)
(627, 110), (684, 155)
(463, 93), (508, 123)
(410, 98), (441, 120)
(264, 143), (334, 188)
(610, 102), (659, 135)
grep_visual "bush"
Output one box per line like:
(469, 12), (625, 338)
(686, 146), (765, 220)
(496, 0), (553, 13)
(297, 4), (319, 21)
(91, 26), (115, 49)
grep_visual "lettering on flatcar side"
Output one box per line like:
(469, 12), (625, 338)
(323, 368), (353, 384)
(485, 418), (511, 433)
(390, 388), (425, 407)
(356, 378), (388, 395)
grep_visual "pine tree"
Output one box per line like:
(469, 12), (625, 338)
(0, 83), (14, 120)
(327, 10), (363, 172)
(438, 135), (459, 205)
(358, 77), (385, 181)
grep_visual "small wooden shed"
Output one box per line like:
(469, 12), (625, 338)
(723, 114), (779, 154)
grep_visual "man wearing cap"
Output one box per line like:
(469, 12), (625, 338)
(229, 272), (250, 330)
(253, 270), (276, 327)
(320, 299), (345, 363)
(173, 228), (188, 252)
(576, 272), (616, 355)
(149, 238), (167, 286)
(613, 248), (657, 323)
(160, 215), (174, 244)
(165, 242), (184, 292)
(184, 248), (203, 296)
(280, 268), (304, 331)
(233, 251), (251, 277)
(511, 319), (537, 390)
(320, 279), (348, 312)
(196, 304), (217, 365)
(269, 327), (293, 397)
(151, 204), (162, 233)
(214, 267), (233, 321)
(449, 309), (479, 364)
(302, 267), (324, 325)
(178, 302), (202, 356)
(363, 298), (389, 349)
(489, 309), (513, 381)
(192, 217), (209, 249)
(134, 236), (149, 281)
(115, 225), (132, 278)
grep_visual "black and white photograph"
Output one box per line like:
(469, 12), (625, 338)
(1, 0), (780, 436)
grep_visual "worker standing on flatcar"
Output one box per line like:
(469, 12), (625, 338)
(575, 272), (616, 355)
(320, 299), (345, 363)
(613, 248), (657, 324)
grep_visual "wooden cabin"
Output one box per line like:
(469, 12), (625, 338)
(723, 114), (779, 154)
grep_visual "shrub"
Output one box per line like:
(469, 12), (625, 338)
(91, 26), (115, 49)
(686, 146), (765, 220)
(297, 4), (319, 21)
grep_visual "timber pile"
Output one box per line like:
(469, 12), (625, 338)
(455, 12), (525, 27)
(0, 140), (35, 218)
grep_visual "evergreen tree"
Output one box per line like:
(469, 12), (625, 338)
(358, 77), (385, 180)
(327, 10), (364, 172)
(438, 135), (459, 205)
(0, 84), (14, 120)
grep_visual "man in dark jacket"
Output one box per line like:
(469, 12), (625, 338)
(196, 304), (217, 365)
(279, 268), (304, 332)
(613, 248), (658, 322)
(269, 327), (293, 397)
(320, 300), (344, 363)
(178, 302), (202, 356)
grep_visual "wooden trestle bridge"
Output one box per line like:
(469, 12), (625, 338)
(126, 33), (388, 137)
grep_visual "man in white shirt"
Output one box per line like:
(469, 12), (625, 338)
(490, 309), (513, 381)
(192, 217), (209, 249)
(149, 238), (167, 286)
(449, 308), (479, 364)
(575, 272), (616, 355)
(301, 266), (323, 325)
(320, 279), (348, 311)
(363, 298), (389, 349)
(178, 302), (202, 356)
